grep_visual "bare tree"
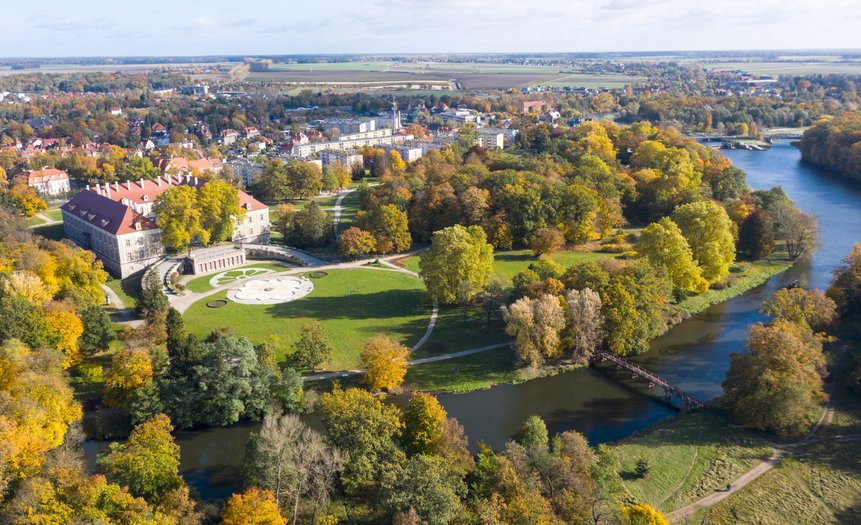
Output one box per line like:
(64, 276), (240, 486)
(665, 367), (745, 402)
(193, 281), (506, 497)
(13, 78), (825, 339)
(771, 201), (818, 260)
(565, 288), (604, 364)
(243, 408), (344, 524)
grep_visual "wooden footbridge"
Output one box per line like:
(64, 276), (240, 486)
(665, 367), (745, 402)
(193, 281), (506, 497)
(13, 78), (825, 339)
(595, 351), (704, 409)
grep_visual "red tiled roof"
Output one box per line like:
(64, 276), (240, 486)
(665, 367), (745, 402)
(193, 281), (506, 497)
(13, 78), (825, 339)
(62, 174), (266, 235)
(61, 190), (156, 235)
(23, 168), (69, 185)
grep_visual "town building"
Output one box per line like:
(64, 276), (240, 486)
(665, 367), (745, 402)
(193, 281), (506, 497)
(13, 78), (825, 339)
(20, 168), (71, 196)
(320, 151), (364, 170)
(521, 100), (548, 113)
(61, 174), (269, 277)
(291, 128), (414, 157)
(320, 118), (377, 134)
(438, 108), (482, 126)
(226, 158), (265, 187)
(157, 157), (224, 176)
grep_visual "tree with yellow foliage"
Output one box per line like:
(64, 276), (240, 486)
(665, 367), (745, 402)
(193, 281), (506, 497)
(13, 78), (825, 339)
(99, 414), (183, 503)
(220, 487), (286, 525)
(360, 336), (409, 392)
(2, 270), (52, 305)
(619, 503), (669, 525)
(103, 349), (154, 408)
(0, 340), (82, 480)
(44, 302), (84, 368)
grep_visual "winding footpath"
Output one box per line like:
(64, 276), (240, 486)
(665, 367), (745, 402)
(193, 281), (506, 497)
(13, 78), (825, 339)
(667, 348), (847, 522)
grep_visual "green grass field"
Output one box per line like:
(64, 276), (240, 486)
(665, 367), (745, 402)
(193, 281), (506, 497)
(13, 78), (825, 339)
(105, 273), (143, 307)
(537, 73), (645, 88)
(705, 60), (861, 76)
(415, 303), (509, 357)
(673, 259), (792, 318)
(184, 262), (294, 293)
(608, 411), (772, 514)
(183, 269), (432, 369)
(398, 248), (617, 285)
(404, 345), (521, 394)
(335, 190), (361, 233)
(31, 222), (65, 241)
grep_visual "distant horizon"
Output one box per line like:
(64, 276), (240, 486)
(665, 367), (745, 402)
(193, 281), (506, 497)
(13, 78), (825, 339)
(2, 48), (861, 61)
(3, 0), (859, 57)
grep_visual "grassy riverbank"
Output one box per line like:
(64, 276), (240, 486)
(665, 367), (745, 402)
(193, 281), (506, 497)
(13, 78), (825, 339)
(606, 411), (772, 515)
(672, 259), (792, 318)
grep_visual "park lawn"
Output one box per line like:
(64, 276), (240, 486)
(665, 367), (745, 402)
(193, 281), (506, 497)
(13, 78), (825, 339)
(413, 303), (509, 357)
(336, 190), (361, 233)
(183, 262), (294, 293)
(607, 411), (772, 514)
(396, 248), (617, 285)
(32, 222), (65, 241)
(183, 269), (433, 370)
(404, 345), (522, 394)
(692, 440), (861, 524)
(45, 208), (63, 221)
(105, 273), (143, 307)
(673, 259), (792, 318)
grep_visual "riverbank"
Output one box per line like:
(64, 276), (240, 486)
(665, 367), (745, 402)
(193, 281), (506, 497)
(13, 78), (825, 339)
(401, 257), (792, 396)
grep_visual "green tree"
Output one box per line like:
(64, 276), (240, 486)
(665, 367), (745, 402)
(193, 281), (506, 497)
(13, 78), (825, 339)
(638, 217), (708, 293)
(121, 156), (159, 181)
(737, 208), (775, 259)
(285, 161), (323, 200)
(379, 454), (466, 525)
(154, 184), (202, 250)
(402, 393), (447, 456)
(672, 201), (736, 282)
(316, 387), (404, 493)
(197, 179), (242, 244)
(419, 225), (494, 305)
(258, 160), (293, 202)
(519, 415), (549, 449)
(291, 201), (330, 247)
(77, 304), (115, 356)
(98, 414), (183, 503)
(358, 204), (411, 254)
(289, 321), (332, 371)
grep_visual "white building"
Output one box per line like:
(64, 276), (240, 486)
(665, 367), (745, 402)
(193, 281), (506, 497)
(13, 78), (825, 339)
(321, 151), (364, 170)
(21, 168), (71, 196)
(439, 109), (482, 126)
(479, 129), (505, 150)
(61, 174), (269, 277)
(292, 128), (414, 157)
(226, 158), (265, 187)
(321, 118), (377, 134)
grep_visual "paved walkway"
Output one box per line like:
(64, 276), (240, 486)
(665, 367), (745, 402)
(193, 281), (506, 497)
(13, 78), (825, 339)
(331, 188), (355, 239)
(101, 284), (143, 327)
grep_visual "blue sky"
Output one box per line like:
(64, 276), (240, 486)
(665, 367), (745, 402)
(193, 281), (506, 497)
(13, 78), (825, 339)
(3, 0), (859, 56)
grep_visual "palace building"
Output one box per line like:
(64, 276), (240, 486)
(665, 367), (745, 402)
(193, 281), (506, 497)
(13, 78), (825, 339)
(61, 174), (269, 277)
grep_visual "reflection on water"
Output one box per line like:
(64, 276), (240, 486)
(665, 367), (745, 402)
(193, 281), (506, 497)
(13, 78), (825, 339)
(85, 142), (861, 499)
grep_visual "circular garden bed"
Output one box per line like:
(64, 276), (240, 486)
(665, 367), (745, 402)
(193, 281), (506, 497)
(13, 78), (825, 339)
(206, 300), (228, 308)
(309, 271), (328, 279)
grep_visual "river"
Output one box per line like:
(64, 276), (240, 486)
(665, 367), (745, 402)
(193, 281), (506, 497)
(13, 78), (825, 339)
(84, 141), (861, 500)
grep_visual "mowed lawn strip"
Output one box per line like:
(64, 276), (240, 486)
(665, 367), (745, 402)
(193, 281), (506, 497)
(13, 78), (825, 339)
(607, 411), (772, 514)
(183, 269), (432, 370)
(405, 345), (521, 394)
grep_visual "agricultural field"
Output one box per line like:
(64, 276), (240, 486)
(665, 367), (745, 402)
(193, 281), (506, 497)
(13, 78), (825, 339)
(704, 60), (861, 76)
(251, 61), (643, 90)
(182, 268), (432, 369)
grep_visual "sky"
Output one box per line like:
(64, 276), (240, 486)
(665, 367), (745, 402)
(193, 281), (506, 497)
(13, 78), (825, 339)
(3, 0), (860, 57)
